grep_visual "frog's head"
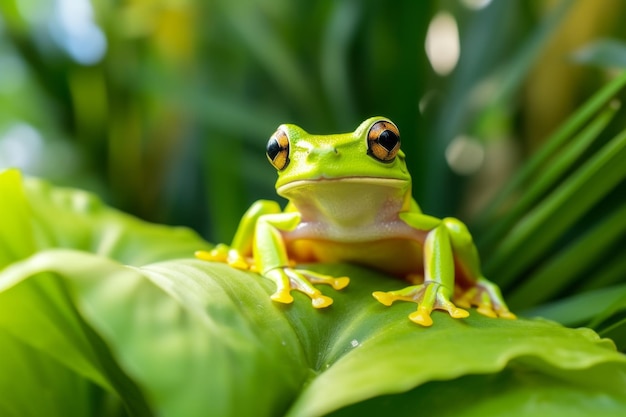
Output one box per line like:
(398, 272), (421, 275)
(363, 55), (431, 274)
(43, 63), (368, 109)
(266, 117), (412, 198)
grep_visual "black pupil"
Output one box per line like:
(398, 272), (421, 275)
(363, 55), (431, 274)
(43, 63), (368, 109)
(266, 138), (281, 160)
(378, 130), (398, 151)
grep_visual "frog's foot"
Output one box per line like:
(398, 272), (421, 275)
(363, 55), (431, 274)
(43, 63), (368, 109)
(373, 282), (469, 327)
(266, 267), (350, 309)
(195, 244), (251, 270)
(456, 278), (517, 320)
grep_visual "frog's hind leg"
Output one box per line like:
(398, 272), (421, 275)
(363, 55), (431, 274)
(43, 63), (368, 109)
(442, 218), (516, 320)
(373, 217), (469, 327)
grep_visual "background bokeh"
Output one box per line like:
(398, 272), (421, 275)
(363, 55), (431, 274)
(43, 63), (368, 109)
(0, 0), (625, 245)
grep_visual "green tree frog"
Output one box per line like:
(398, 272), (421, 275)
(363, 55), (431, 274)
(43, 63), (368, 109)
(196, 117), (515, 326)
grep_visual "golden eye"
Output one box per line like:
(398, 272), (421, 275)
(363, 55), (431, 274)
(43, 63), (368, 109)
(367, 120), (400, 162)
(266, 128), (290, 170)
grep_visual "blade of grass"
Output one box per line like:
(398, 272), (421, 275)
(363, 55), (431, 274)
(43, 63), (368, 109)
(506, 204), (626, 309)
(599, 319), (626, 351)
(477, 101), (620, 250)
(588, 291), (626, 329)
(520, 284), (626, 326)
(475, 71), (626, 227)
(484, 129), (626, 287)
(576, 251), (626, 292)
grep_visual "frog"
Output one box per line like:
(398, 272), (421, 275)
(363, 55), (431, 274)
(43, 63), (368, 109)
(196, 117), (515, 326)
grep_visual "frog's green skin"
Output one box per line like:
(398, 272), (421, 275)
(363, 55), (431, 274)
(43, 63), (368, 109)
(196, 117), (515, 326)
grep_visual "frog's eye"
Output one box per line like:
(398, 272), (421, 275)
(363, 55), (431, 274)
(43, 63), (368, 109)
(367, 120), (401, 162)
(266, 129), (290, 170)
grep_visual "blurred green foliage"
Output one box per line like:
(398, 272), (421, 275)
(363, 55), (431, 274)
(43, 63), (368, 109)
(0, 0), (625, 298)
(0, 0), (621, 230)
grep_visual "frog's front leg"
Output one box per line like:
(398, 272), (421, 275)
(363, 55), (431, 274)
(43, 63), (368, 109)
(195, 200), (281, 270)
(254, 211), (349, 308)
(196, 200), (349, 308)
(373, 217), (469, 326)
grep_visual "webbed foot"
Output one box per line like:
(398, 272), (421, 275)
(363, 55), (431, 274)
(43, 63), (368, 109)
(266, 267), (350, 308)
(373, 282), (469, 327)
(195, 245), (251, 270)
(456, 278), (517, 320)
(196, 247), (349, 308)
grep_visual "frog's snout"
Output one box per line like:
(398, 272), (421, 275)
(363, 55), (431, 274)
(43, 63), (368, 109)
(306, 145), (339, 162)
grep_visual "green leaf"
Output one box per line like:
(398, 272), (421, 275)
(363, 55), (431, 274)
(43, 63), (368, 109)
(330, 364), (626, 417)
(0, 263), (153, 416)
(2, 170), (626, 416)
(2, 255), (626, 417)
(283, 284), (626, 416)
(521, 284), (626, 328)
(15, 169), (211, 265)
(0, 169), (36, 267)
(0, 329), (101, 417)
(588, 288), (626, 330)
(0, 251), (306, 417)
(507, 204), (626, 309)
(600, 319), (626, 351)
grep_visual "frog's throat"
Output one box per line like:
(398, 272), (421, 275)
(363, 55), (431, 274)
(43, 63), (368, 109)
(276, 177), (412, 229)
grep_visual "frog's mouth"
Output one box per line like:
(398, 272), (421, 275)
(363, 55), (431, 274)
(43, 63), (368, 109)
(277, 176), (409, 195)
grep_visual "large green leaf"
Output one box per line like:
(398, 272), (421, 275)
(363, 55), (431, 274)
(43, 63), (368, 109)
(0, 329), (103, 417)
(0, 169), (35, 267)
(0, 251), (305, 417)
(330, 364), (626, 417)
(1, 169), (626, 417)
